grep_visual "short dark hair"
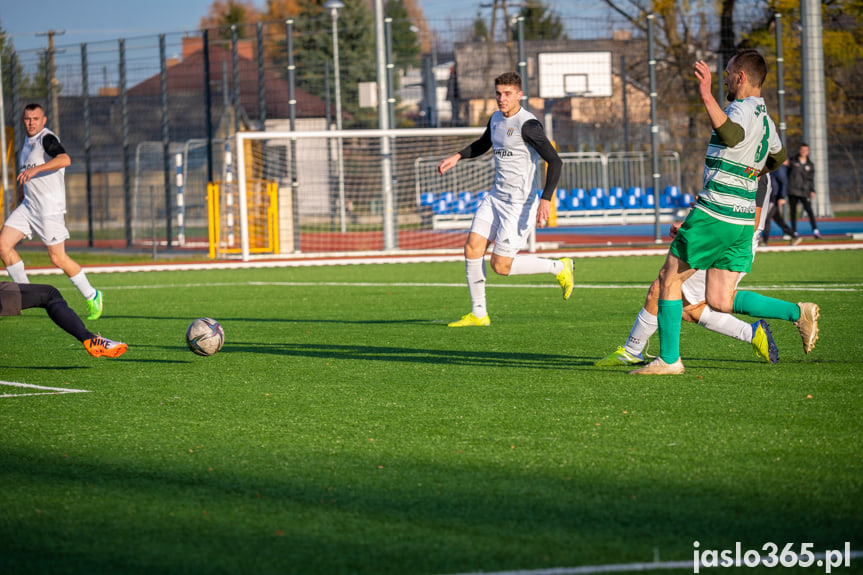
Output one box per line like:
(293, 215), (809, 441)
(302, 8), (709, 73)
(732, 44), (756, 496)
(730, 49), (767, 88)
(24, 103), (44, 113)
(494, 72), (522, 90)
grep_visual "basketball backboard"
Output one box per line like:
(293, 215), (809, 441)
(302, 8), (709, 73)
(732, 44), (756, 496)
(538, 52), (613, 98)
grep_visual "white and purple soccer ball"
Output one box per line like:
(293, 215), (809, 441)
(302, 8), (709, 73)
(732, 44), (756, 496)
(185, 317), (224, 356)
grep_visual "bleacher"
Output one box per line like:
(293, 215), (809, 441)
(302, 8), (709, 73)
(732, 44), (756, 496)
(421, 186), (695, 230)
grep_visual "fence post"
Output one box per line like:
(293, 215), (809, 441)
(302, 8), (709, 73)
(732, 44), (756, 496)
(257, 22), (267, 130)
(647, 14), (662, 243)
(286, 19), (301, 252)
(517, 16), (528, 109)
(160, 34), (173, 248)
(81, 44), (94, 247)
(120, 38), (132, 248)
(203, 30), (214, 184)
(176, 152), (185, 246)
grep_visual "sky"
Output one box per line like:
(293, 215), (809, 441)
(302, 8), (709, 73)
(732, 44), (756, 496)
(1, 0), (585, 54)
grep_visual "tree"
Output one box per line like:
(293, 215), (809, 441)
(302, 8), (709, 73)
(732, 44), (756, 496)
(386, 0), (420, 69)
(293, 0), (376, 126)
(467, 12), (490, 43)
(265, 0), (302, 20)
(200, 0), (261, 40)
(1, 20), (15, 108)
(744, 0), (863, 201)
(512, 0), (566, 40)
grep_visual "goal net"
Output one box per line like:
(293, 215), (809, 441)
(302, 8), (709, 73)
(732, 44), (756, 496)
(229, 127), (488, 260)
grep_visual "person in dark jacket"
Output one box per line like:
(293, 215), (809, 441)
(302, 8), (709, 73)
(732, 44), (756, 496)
(763, 159), (796, 245)
(786, 143), (820, 241)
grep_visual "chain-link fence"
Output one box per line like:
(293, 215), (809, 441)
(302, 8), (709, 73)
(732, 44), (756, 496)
(1, 7), (860, 253)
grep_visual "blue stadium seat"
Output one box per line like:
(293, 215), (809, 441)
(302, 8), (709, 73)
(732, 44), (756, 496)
(589, 187), (605, 198)
(455, 198), (474, 214)
(420, 192), (435, 206)
(664, 185), (680, 198)
(603, 195), (620, 209)
(627, 186), (643, 198)
(610, 186), (625, 199)
(458, 191), (472, 204)
(640, 194), (655, 208)
(586, 196), (602, 210)
(622, 195), (640, 209)
(565, 197), (582, 211)
(572, 188), (586, 200)
(433, 199), (451, 214)
(556, 188), (568, 201)
(439, 191), (454, 204)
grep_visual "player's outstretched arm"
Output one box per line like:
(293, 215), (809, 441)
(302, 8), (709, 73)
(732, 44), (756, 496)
(694, 60), (728, 131)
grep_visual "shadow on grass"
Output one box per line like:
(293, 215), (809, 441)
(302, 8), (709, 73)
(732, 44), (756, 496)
(220, 341), (581, 370)
(0, 445), (858, 575)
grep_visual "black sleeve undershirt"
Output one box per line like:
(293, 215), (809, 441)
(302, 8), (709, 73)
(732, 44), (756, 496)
(457, 120), (492, 159)
(521, 119), (562, 201)
(42, 134), (67, 159)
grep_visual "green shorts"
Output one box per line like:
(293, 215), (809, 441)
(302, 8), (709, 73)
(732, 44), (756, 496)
(669, 208), (754, 273)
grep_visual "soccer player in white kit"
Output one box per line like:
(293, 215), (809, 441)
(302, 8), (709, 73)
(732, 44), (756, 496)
(0, 104), (103, 320)
(438, 72), (574, 327)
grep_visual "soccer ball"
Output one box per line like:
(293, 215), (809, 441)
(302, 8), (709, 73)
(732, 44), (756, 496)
(185, 317), (224, 356)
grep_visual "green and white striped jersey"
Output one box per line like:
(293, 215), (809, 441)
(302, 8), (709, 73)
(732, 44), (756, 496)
(695, 96), (783, 226)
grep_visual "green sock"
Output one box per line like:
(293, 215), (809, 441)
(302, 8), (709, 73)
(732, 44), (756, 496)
(733, 291), (800, 322)
(657, 299), (683, 364)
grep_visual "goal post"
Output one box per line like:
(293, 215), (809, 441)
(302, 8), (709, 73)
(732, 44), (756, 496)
(233, 127), (485, 261)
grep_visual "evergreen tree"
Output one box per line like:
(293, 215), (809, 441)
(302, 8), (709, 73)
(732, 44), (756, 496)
(294, 0), (376, 126)
(469, 12), (490, 43)
(385, 0), (420, 69)
(512, 1), (566, 41)
(0, 20), (15, 109)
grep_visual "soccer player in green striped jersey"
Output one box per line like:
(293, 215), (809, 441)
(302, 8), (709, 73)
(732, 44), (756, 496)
(632, 50), (819, 375)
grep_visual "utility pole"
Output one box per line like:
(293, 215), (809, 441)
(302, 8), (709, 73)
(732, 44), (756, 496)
(36, 29), (65, 135)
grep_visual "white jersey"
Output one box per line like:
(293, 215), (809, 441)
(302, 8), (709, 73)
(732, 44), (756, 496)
(695, 96), (782, 226)
(489, 107), (539, 204)
(19, 127), (67, 216)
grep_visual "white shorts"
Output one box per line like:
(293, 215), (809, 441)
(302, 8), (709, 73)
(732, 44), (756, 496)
(469, 194), (538, 258)
(4, 203), (70, 246)
(681, 268), (747, 305)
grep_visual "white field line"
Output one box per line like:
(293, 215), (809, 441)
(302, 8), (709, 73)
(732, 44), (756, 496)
(54, 281), (863, 293)
(6, 241), (862, 276)
(0, 380), (90, 398)
(445, 551), (862, 575)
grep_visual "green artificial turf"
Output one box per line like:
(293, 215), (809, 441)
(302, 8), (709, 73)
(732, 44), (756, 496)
(1, 250), (861, 575)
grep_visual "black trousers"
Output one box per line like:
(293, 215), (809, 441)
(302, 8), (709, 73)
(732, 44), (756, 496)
(19, 284), (93, 342)
(762, 202), (794, 243)
(788, 195), (818, 233)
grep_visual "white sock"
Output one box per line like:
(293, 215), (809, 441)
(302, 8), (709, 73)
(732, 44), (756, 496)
(6, 260), (29, 283)
(465, 257), (487, 317)
(69, 271), (97, 301)
(509, 255), (558, 276)
(624, 308), (657, 356)
(698, 305), (752, 342)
